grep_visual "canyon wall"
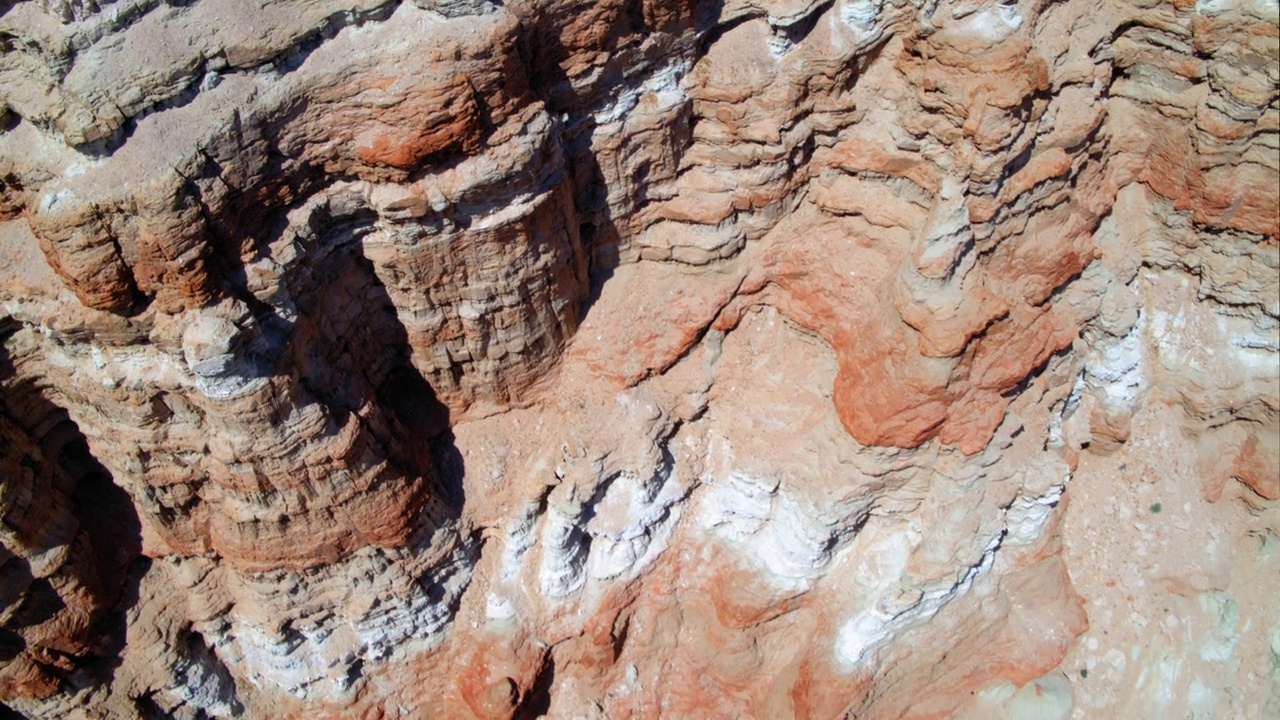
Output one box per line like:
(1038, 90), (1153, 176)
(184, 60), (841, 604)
(0, 0), (1276, 717)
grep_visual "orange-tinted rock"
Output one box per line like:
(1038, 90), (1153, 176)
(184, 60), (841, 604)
(1, 0), (1276, 716)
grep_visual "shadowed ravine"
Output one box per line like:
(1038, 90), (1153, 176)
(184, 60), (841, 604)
(0, 0), (1277, 717)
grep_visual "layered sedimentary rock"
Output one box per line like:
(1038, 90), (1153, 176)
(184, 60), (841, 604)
(0, 0), (1276, 717)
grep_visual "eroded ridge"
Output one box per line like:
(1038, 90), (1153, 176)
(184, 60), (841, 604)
(0, 0), (1276, 717)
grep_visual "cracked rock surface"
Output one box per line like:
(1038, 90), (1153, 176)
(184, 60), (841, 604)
(0, 0), (1276, 717)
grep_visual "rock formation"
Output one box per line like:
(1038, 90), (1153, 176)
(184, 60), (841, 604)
(0, 0), (1276, 717)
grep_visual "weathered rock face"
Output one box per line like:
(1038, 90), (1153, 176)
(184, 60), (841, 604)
(0, 0), (1275, 717)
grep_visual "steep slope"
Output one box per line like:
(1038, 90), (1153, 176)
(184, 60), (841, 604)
(0, 0), (1276, 717)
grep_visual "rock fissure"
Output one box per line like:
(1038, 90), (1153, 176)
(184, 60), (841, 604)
(2, 0), (1278, 716)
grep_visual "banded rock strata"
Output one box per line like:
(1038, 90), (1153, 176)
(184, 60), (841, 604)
(0, 0), (1276, 717)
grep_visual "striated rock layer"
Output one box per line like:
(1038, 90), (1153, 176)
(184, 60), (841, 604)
(0, 0), (1276, 717)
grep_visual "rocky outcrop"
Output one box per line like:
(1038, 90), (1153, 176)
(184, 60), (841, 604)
(0, 0), (1276, 717)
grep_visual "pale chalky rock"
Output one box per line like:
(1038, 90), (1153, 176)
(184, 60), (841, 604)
(0, 0), (1275, 717)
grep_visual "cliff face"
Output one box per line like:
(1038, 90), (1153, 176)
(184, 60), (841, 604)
(0, 0), (1276, 717)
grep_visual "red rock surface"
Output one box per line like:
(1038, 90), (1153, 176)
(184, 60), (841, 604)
(0, 0), (1276, 717)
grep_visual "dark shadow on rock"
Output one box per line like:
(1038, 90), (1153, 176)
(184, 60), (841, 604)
(514, 652), (557, 720)
(0, 323), (146, 701)
(516, 0), (727, 323)
(237, 204), (467, 520)
(6, 579), (64, 630)
(430, 429), (467, 515)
